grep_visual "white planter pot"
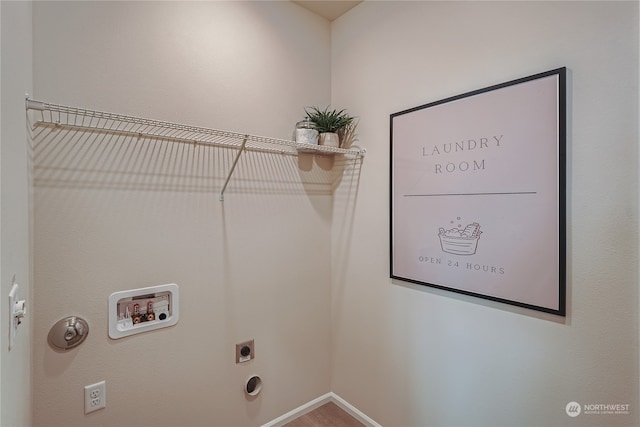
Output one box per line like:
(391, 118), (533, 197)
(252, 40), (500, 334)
(319, 132), (340, 148)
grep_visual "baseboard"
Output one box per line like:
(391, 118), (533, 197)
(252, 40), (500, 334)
(329, 393), (383, 427)
(261, 393), (333, 427)
(261, 392), (382, 427)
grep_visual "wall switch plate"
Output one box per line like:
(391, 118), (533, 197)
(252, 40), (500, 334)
(8, 282), (26, 351)
(236, 339), (254, 363)
(84, 381), (106, 414)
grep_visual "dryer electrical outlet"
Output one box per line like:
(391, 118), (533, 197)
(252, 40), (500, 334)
(236, 340), (255, 363)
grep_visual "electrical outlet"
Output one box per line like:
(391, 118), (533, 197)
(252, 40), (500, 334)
(236, 339), (254, 363)
(84, 381), (106, 414)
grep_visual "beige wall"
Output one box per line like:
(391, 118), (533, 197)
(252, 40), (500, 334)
(22, 1), (640, 427)
(32, 2), (338, 426)
(1, 1), (33, 426)
(331, 1), (639, 426)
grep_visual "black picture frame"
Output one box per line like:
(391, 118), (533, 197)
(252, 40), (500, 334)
(390, 68), (566, 316)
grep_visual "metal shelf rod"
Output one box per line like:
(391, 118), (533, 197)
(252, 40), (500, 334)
(220, 136), (248, 201)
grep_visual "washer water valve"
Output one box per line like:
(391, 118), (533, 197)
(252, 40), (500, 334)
(108, 284), (179, 339)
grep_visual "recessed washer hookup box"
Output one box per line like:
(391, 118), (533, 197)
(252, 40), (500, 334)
(108, 284), (179, 339)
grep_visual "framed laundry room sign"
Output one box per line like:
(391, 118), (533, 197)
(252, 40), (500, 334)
(390, 68), (566, 315)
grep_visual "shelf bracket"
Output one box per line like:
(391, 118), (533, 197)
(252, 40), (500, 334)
(220, 135), (248, 201)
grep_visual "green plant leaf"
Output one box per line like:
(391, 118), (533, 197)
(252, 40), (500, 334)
(305, 105), (354, 133)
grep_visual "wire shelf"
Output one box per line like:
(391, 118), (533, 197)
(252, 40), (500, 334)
(26, 98), (366, 200)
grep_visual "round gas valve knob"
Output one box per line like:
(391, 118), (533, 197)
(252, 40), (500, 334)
(48, 316), (89, 350)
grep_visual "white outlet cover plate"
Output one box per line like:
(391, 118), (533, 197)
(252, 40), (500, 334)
(84, 380), (106, 414)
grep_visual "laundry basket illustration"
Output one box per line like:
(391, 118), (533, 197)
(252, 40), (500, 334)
(438, 222), (482, 255)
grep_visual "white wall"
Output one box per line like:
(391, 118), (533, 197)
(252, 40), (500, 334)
(0, 1), (33, 427)
(31, 2), (340, 426)
(331, 1), (638, 426)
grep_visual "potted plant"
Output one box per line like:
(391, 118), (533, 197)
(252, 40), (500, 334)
(305, 106), (355, 148)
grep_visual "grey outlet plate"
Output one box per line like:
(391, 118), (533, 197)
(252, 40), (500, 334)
(236, 339), (254, 363)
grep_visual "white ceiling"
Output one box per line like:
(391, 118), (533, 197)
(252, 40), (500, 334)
(292, 1), (363, 21)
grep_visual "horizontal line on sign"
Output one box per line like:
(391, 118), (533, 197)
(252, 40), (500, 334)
(403, 191), (537, 197)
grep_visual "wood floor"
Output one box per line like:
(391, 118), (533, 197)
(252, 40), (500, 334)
(283, 402), (365, 427)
